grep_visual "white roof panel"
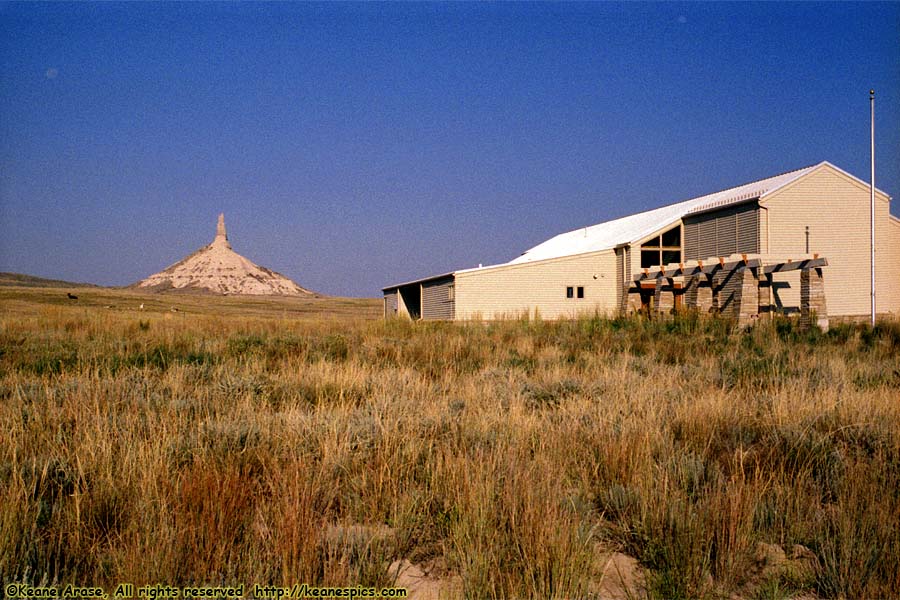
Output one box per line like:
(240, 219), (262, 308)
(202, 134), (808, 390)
(401, 161), (889, 284)
(508, 163), (820, 264)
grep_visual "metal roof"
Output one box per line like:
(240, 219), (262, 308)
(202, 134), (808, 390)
(382, 271), (455, 292)
(508, 163), (823, 264)
(382, 161), (891, 288)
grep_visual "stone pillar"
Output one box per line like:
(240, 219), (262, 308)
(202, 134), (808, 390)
(696, 275), (714, 314)
(684, 274), (714, 314)
(735, 267), (760, 328)
(800, 267), (828, 331)
(684, 274), (699, 310)
(655, 278), (674, 317)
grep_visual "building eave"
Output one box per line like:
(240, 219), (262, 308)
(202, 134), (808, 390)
(683, 196), (762, 218)
(382, 271), (456, 292)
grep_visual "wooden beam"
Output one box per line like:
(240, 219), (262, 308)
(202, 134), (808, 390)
(632, 256), (795, 282)
(699, 257), (761, 275)
(633, 263), (706, 282)
(763, 257), (828, 274)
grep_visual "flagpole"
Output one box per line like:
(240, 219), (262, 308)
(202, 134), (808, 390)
(870, 89), (876, 327)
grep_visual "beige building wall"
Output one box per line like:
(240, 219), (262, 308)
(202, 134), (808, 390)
(761, 164), (895, 317)
(882, 216), (900, 315)
(454, 250), (619, 320)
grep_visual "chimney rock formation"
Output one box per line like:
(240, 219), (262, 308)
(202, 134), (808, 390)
(136, 215), (314, 296)
(214, 213), (229, 247)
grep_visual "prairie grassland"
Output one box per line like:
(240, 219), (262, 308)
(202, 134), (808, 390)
(1, 288), (899, 599)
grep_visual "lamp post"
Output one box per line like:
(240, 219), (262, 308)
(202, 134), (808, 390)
(870, 89), (876, 328)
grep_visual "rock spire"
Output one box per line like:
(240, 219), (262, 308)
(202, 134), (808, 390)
(134, 214), (314, 296)
(213, 213), (230, 248)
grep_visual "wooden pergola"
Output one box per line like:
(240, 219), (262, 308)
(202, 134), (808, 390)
(630, 253), (829, 329)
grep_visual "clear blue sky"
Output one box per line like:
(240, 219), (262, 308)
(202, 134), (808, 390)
(1, 2), (898, 297)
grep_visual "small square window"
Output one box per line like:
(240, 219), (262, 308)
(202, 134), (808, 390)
(566, 286), (574, 298)
(577, 286), (585, 299)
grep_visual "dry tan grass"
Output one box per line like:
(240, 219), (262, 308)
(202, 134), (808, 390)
(1, 288), (899, 599)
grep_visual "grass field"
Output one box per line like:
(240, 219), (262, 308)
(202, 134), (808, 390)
(1, 286), (899, 599)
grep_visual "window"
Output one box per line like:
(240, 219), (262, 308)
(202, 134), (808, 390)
(641, 249), (660, 269)
(662, 250), (681, 265)
(640, 225), (682, 268)
(566, 286), (585, 299)
(661, 227), (681, 248)
(447, 284), (455, 302)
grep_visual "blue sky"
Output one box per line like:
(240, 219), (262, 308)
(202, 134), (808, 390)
(1, 2), (898, 297)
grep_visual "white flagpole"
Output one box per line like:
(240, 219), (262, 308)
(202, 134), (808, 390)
(870, 89), (876, 327)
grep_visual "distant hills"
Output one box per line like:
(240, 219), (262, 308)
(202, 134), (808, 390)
(0, 272), (99, 288)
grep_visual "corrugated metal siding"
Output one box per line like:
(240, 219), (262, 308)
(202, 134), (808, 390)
(454, 250), (619, 320)
(717, 211), (738, 255)
(738, 208), (759, 253)
(683, 220), (699, 260)
(384, 291), (398, 317)
(697, 219), (717, 260)
(421, 277), (455, 320)
(685, 202), (759, 260)
(763, 165), (894, 316)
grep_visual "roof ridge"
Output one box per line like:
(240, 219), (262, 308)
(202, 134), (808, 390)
(573, 162), (821, 233)
(648, 162), (822, 214)
(511, 162), (828, 264)
(568, 162), (821, 238)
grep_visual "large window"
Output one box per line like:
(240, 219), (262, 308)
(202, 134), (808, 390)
(640, 225), (682, 268)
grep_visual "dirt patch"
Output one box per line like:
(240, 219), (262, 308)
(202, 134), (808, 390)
(388, 559), (462, 600)
(592, 551), (648, 600)
(730, 542), (821, 600)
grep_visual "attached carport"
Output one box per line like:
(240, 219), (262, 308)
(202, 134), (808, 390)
(383, 272), (455, 321)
